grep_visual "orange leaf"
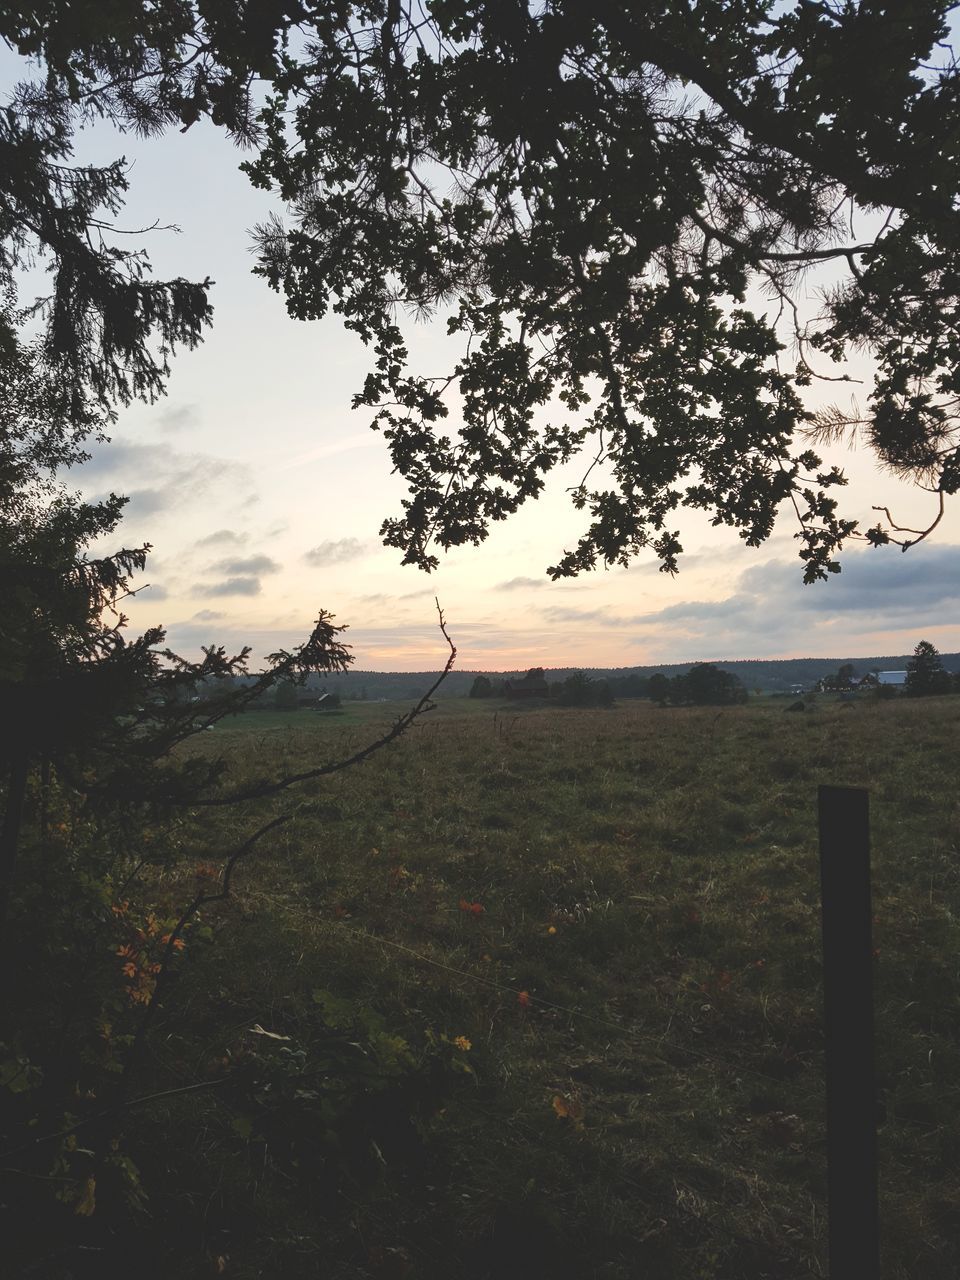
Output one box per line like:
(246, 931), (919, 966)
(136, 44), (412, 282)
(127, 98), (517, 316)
(517, 990), (531, 1008)
(551, 1094), (585, 1129)
(74, 1176), (96, 1217)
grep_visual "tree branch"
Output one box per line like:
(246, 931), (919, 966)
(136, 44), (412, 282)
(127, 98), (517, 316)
(872, 490), (946, 549)
(192, 601), (457, 807)
(0, 1079), (226, 1163)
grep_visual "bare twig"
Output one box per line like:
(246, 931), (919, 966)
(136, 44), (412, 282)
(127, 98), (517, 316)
(192, 600), (457, 806)
(126, 604), (456, 1066)
(123, 813), (292, 1073)
(871, 492), (946, 550)
(0, 1079), (226, 1163)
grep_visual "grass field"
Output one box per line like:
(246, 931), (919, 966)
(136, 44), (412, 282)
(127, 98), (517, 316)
(12, 695), (960, 1278)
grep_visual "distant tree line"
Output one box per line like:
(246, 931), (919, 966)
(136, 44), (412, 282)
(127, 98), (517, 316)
(818, 662), (861, 693)
(469, 671), (615, 705)
(266, 685), (343, 712)
(905, 641), (957, 698)
(470, 664), (748, 708)
(814, 641), (959, 698)
(167, 677), (346, 713)
(251, 643), (959, 711)
(261, 651), (960, 703)
(648, 665), (749, 707)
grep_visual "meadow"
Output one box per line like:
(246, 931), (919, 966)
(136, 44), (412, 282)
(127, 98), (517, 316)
(9, 694), (960, 1278)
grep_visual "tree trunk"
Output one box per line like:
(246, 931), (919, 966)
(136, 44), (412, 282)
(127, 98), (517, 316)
(0, 754), (30, 937)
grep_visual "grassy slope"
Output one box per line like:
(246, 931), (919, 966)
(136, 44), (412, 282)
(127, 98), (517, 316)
(126, 697), (960, 1278)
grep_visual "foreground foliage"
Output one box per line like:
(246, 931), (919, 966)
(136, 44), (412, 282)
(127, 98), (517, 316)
(4, 695), (958, 1278)
(3, 3), (960, 577)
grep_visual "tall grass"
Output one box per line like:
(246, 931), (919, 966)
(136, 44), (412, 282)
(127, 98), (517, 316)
(11, 696), (960, 1278)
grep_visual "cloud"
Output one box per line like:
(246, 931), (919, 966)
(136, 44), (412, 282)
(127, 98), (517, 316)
(502, 544), (960, 662)
(631, 596), (754, 627)
(158, 403), (199, 433)
(541, 605), (610, 625)
(197, 529), (247, 548)
(304, 538), (366, 566)
(280, 433), (383, 470)
(84, 437), (250, 524)
(211, 554), (280, 576)
(120, 489), (169, 519)
(137, 582), (168, 600)
(193, 577), (262, 598)
(192, 609), (225, 621)
(496, 576), (545, 591)
(739, 544), (960, 615)
(624, 544), (960, 659)
(81, 440), (163, 480)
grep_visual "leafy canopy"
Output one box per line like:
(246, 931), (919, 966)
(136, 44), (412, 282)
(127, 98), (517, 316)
(4, 2), (959, 580)
(905, 639), (953, 698)
(649, 662), (747, 706)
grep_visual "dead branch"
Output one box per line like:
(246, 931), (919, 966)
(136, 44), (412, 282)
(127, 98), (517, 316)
(871, 491), (946, 550)
(0, 1079), (227, 1163)
(125, 812), (293, 1068)
(192, 600), (457, 807)
(125, 603), (456, 1066)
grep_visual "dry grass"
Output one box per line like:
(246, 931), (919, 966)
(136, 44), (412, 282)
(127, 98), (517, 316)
(14, 694), (958, 1278)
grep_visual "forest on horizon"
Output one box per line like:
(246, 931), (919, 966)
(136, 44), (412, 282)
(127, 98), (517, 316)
(291, 651), (960, 700)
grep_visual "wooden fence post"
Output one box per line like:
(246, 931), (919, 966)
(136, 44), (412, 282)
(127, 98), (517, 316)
(818, 785), (880, 1279)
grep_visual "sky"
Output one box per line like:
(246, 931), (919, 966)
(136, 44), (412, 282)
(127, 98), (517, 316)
(13, 78), (960, 671)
